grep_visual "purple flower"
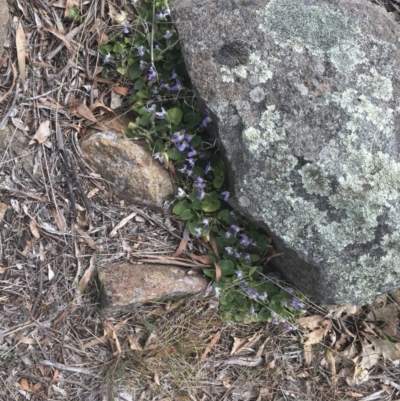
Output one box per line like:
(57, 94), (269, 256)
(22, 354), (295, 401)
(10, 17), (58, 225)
(155, 107), (167, 119)
(145, 104), (157, 113)
(202, 218), (210, 226)
(197, 189), (205, 201)
(160, 81), (170, 90)
(155, 44), (161, 50)
(170, 79), (182, 92)
(243, 253), (251, 263)
(230, 225), (239, 236)
(122, 20), (130, 34)
(138, 46), (144, 56)
(281, 299), (288, 307)
(176, 188), (186, 199)
(184, 133), (192, 143)
(225, 247), (233, 255)
(285, 286), (294, 293)
(194, 176), (206, 189)
(148, 66), (156, 80)
(291, 297), (303, 310)
(250, 239), (257, 246)
(239, 233), (250, 246)
(214, 287), (221, 298)
(103, 53), (111, 64)
(177, 141), (190, 152)
(156, 8), (170, 20)
(258, 292), (268, 301)
(230, 211), (237, 220)
(246, 288), (258, 299)
(178, 166), (193, 176)
(205, 162), (211, 174)
(249, 305), (255, 314)
(221, 191), (230, 201)
(188, 147), (198, 158)
(186, 158), (195, 168)
(225, 231), (232, 238)
(200, 116), (212, 128)
(120, 52), (126, 59)
(235, 270), (243, 279)
(153, 153), (163, 163)
(139, 60), (147, 70)
(233, 251), (241, 259)
(169, 69), (178, 80)
(284, 323), (296, 331)
(163, 30), (173, 39)
(172, 131), (184, 144)
(194, 227), (202, 238)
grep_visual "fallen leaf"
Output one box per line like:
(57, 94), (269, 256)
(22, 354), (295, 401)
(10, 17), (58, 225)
(108, 3), (128, 23)
(369, 337), (400, 361)
(325, 350), (337, 379)
(20, 378), (31, 392)
(128, 335), (143, 351)
(230, 332), (263, 356)
(304, 321), (332, 345)
(304, 343), (313, 365)
(200, 330), (221, 363)
(16, 21), (26, 88)
(0, 202), (7, 222)
(32, 383), (41, 392)
(48, 265), (55, 281)
(213, 262), (222, 282)
(75, 226), (97, 250)
(345, 391), (364, 398)
(189, 253), (213, 265)
(45, 25), (72, 49)
(109, 212), (137, 238)
(112, 85), (129, 96)
(30, 219), (41, 238)
(51, 209), (67, 232)
(104, 320), (122, 355)
(172, 238), (187, 258)
(325, 304), (360, 318)
(77, 102), (98, 123)
(29, 120), (51, 144)
(78, 253), (96, 295)
(297, 315), (325, 331)
(209, 232), (220, 259)
(37, 365), (45, 376)
(50, 368), (59, 385)
(367, 304), (399, 323)
(360, 342), (380, 369)
(53, 309), (69, 329)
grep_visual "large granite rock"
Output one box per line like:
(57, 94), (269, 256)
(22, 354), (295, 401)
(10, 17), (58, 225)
(98, 262), (209, 315)
(80, 131), (175, 212)
(171, 0), (400, 304)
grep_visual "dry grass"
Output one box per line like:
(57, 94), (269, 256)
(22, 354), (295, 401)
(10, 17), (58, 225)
(1, 0), (400, 400)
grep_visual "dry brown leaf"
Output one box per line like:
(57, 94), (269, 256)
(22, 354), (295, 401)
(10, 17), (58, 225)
(172, 238), (187, 258)
(108, 3), (128, 23)
(20, 378), (31, 392)
(109, 212), (137, 237)
(38, 99), (65, 110)
(51, 209), (67, 232)
(78, 254), (96, 294)
(83, 319), (129, 349)
(200, 330), (221, 363)
(325, 304), (360, 318)
(391, 289), (400, 306)
(65, 0), (79, 18)
(77, 102), (98, 123)
(213, 262), (222, 282)
(37, 365), (45, 376)
(45, 26), (72, 49)
(189, 253), (213, 265)
(32, 383), (41, 392)
(0, 202), (7, 223)
(360, 342), (380, 369)
(230, 332), (263, 356)
(50, 368), (59, 385)
(345, 392), (364, 398)
(325, 350), (337, 379)
(304, 321), (331, 345)
(16, 21), (26, 88)
(128, 335), (143, 351)
(297, 315), (326, 330)
(53, 309), (69, 329)
(31, 61), (54, 68)
(75, 226), (97, 250)
(369, 337), (400, 361)
(0, 266), (5, 274)
(112, 85), (129, 96)
(29, 120), (51, 145)
(104, 320), (122, 355)
(367, 304), (399, 323)
(304, 343), (313, 365)
(29, 219), (41, 239)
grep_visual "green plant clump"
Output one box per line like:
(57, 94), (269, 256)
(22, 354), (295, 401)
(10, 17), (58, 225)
(99, 0), (306, 326)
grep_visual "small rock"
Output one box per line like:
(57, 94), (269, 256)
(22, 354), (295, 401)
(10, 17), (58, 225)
(98, 262), (209, 315)
(80, 131), (175, 211)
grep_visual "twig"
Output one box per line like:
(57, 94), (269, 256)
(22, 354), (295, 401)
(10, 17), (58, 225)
(30, 260), (44, 319)
(38, 360), (101, 377)
(0, 81), (20, 130)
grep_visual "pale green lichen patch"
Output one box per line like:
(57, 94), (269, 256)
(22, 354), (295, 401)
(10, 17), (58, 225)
(357, 68), (393, 101)
(259, 0), (366, 72)
(248, 53), (273, 83)
(220, 65), (247, 83)
(300, 164), (331, 196)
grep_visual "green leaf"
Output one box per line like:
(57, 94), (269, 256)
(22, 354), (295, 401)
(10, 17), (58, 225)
(213, 174), (225, 189)
(184, 112), (201, 129)
(201, 195), (220, 213)
(191, 135), (202, 147)
(167, 148), (184, 161)
(173, 201), (190, 215)
(128, 64), (143, 80)
(167, 108), (183, 125)
(139, 113), (152, 126)
(190, 201), (202, 210)
(203, 269), (215, 278)
(218, 260), (235, 275)
(154, 138), (165, 153)
(250, 254), (260, 262)
(179, 209), (193, 220)
(249, 266), (259, 277)
(135, 90), (149, 99)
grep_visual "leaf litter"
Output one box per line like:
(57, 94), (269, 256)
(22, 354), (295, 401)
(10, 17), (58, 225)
(1, 0), (400, 400)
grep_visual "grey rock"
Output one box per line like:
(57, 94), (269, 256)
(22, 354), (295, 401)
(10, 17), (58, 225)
(171, 0), (400, 304)
(98, 262), (209, 315)
(0, 0), (8, 57)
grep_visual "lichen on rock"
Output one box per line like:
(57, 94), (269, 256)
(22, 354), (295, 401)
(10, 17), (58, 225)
(171, 0), (400, 303)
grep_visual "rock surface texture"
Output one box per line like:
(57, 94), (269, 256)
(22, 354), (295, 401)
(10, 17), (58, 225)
(98, 262), (209, 315)
(0, 0), (8, 57)
(171, 0), (400, 304)
(80, 131), (175, 211)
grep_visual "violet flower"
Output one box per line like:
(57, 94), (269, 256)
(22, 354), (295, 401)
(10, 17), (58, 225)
(225, 247), (233, 255)
(188, 147), (198, 158)
(163, 30), (173, 39)
(221, 191), (230, 201)
(103, 54), (111, 64)
(155, 107), (167, 119)
(148, 66), (156, 80)
(194, 176), (206, 189)
(176, 188), (186, 199)
(197, 189), (205, 201)
(153, 153), (163, 163)
(138, 46), (144, 56)
(235, 270), (243, 279)
(239, 233), (250, 246)
(169, 69), (178, 80)
(172, 131), (184, 144)
(194, 227), (202, 238)
(122, 20), (130, 34)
